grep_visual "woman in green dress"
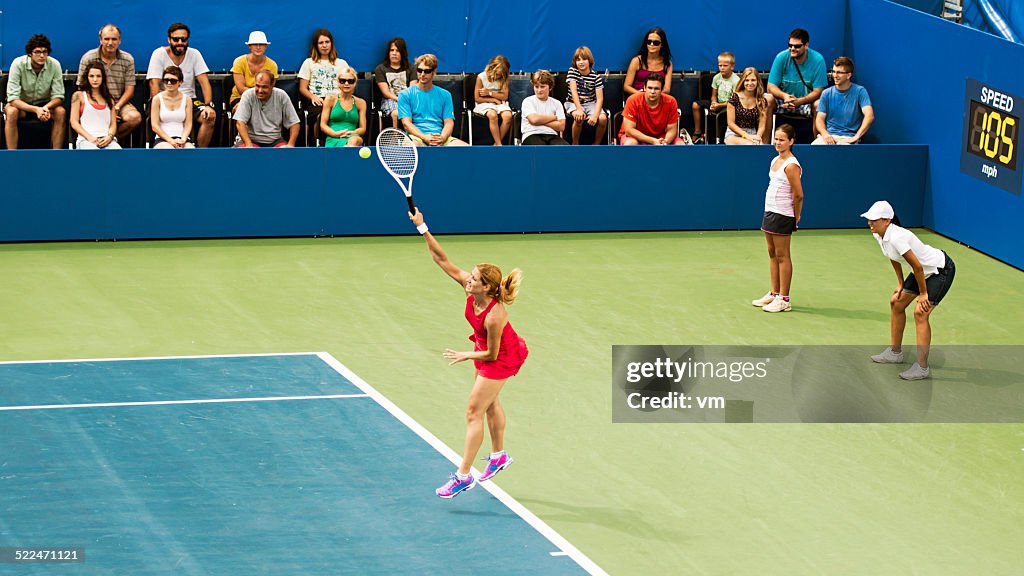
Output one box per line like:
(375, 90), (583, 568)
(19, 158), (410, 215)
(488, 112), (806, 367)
(320, 67), (366, 147)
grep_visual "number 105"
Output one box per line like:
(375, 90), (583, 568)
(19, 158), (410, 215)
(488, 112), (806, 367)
(970, 105), (1017, 168)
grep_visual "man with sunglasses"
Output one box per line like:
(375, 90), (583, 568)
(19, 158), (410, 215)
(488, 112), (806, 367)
(77, 24), (142, 142)
(145, 23), (217, 147)
(4, 34), (66, 149)
(767, 28), (827, 121)
(397, 54), (467, 146)
(813, 57), (873, 145)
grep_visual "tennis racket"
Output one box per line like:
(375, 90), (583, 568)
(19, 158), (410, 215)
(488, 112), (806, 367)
(375, 128), (419, 214)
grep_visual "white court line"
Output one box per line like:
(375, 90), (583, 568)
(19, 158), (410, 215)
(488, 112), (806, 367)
(0, 351), (320, 366)
(0, 394), (369, 412)
(317, 352), (609, 576)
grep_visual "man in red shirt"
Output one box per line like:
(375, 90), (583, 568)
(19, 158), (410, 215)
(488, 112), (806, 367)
(619, 72), (682, 145)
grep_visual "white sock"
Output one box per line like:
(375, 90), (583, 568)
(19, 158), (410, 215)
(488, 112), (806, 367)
(491, 450), (506, 459)
(456, 471), (471, 480)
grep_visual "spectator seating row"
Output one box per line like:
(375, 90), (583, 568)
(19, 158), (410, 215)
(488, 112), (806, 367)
(3, 69), (836, 148)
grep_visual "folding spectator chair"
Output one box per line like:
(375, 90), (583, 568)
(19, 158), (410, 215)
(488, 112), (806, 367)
(603, 73), (626, 113)
(506, 75), (534, 145)
(354, 73), (374, 145)
(670, 71), (700, 137)
(611, 111), (624, 145)
(113, 73), (150, 148)
(62, 74), (78, 149)
(224, 75), (240, 146)
(432, 74), (466, 141)
(202, 73), (227, 147)
(695, 70), (727, 144)
(275, 74), (305, 147)
(297, 97), (319, 147)
(371, 76), (402, 133)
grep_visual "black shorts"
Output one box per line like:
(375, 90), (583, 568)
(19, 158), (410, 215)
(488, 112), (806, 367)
(761, 211), (796, 235)
(902, 251), (955, 305)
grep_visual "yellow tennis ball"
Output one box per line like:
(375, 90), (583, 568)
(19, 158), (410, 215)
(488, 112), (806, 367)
(359, 147), (371, 159)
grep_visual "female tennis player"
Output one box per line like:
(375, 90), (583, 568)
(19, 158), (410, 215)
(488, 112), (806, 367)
(861, 201), (956, 380)
(410, 211), (528, 499)
(752, 124), (803, 313)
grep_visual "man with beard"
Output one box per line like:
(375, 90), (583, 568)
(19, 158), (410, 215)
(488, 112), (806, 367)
(145, 22), (216, 147)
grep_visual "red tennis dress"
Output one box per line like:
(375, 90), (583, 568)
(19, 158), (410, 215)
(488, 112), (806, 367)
(465, 295), (528, 379)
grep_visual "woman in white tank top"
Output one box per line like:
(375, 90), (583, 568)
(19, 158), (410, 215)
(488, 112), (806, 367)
(151, 65), (194, 148)
(70, 61), (121, 149)
(751, 124), (803, 313)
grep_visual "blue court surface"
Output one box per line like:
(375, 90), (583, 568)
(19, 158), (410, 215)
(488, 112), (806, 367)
(0, 353), (603, 575)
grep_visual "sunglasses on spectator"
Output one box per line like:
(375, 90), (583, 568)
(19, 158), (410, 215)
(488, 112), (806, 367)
(170, 36), (189, 43)
(646, 40), (662, 46)
(788, 43), (805, 49)
(337, 78), (356, 85)
(416, 67), (435, 74)
(162, 78), (180, 84)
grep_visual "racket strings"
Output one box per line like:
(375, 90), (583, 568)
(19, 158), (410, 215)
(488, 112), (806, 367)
(378, 146), (417, 177)
(377, 130), (417, 177)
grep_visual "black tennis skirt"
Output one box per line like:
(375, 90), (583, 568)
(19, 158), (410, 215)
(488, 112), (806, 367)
(761, 211), (797, 235)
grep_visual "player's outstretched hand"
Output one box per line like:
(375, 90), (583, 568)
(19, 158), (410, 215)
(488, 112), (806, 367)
(409, 210), (425, 227)
(443, 348), (470, 365)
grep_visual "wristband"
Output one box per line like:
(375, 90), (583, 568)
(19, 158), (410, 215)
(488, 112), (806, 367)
(417, 223), (429, 235)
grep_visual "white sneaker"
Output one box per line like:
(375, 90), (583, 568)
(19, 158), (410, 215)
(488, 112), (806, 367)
(899, 363), (930, 380)
(752, 292), (775, 307)
(870, 347), (905, 364)
(762, 296), (792, 313)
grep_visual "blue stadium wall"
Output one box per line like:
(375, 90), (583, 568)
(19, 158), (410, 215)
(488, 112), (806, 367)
(0, 146), (925, 240)
(0, 0), (847, 73)
(849, 0), (1024, 269)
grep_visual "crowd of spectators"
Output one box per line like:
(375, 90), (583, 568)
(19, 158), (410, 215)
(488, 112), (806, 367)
(1, 24), (874, 149)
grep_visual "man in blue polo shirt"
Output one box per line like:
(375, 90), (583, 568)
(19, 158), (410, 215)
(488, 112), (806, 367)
(813, 57), (874, 144)
(398, 53), (467, 146)
(767, 28), (828, 120)
(5, 34), (66, 149)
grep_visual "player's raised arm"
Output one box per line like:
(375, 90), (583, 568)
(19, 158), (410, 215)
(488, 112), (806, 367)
(410, 210), (470, 286)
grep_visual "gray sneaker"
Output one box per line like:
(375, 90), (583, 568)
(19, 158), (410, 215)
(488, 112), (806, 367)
(871, 347), (905, 364)
(899, 363), (930, 380)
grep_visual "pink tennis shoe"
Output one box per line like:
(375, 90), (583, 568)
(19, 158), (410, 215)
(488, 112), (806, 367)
(479, 452), (513, 482)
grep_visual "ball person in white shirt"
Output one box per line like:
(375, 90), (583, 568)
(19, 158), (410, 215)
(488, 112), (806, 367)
(862, 201), (956, 380)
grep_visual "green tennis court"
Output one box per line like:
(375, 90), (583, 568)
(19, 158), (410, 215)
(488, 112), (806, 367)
(2, 229), (1022, 575)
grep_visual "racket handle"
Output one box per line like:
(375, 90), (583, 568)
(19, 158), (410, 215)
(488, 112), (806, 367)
(406, 195), (417, 215)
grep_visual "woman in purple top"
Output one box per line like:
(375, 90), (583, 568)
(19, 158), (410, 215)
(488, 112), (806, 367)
(624, 27), (673, 97)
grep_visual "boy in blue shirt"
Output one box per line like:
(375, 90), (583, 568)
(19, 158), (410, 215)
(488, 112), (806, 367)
(813, 56), (874, 144)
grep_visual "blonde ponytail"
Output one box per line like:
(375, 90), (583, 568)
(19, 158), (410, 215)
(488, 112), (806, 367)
(499, 268), (522, 305)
